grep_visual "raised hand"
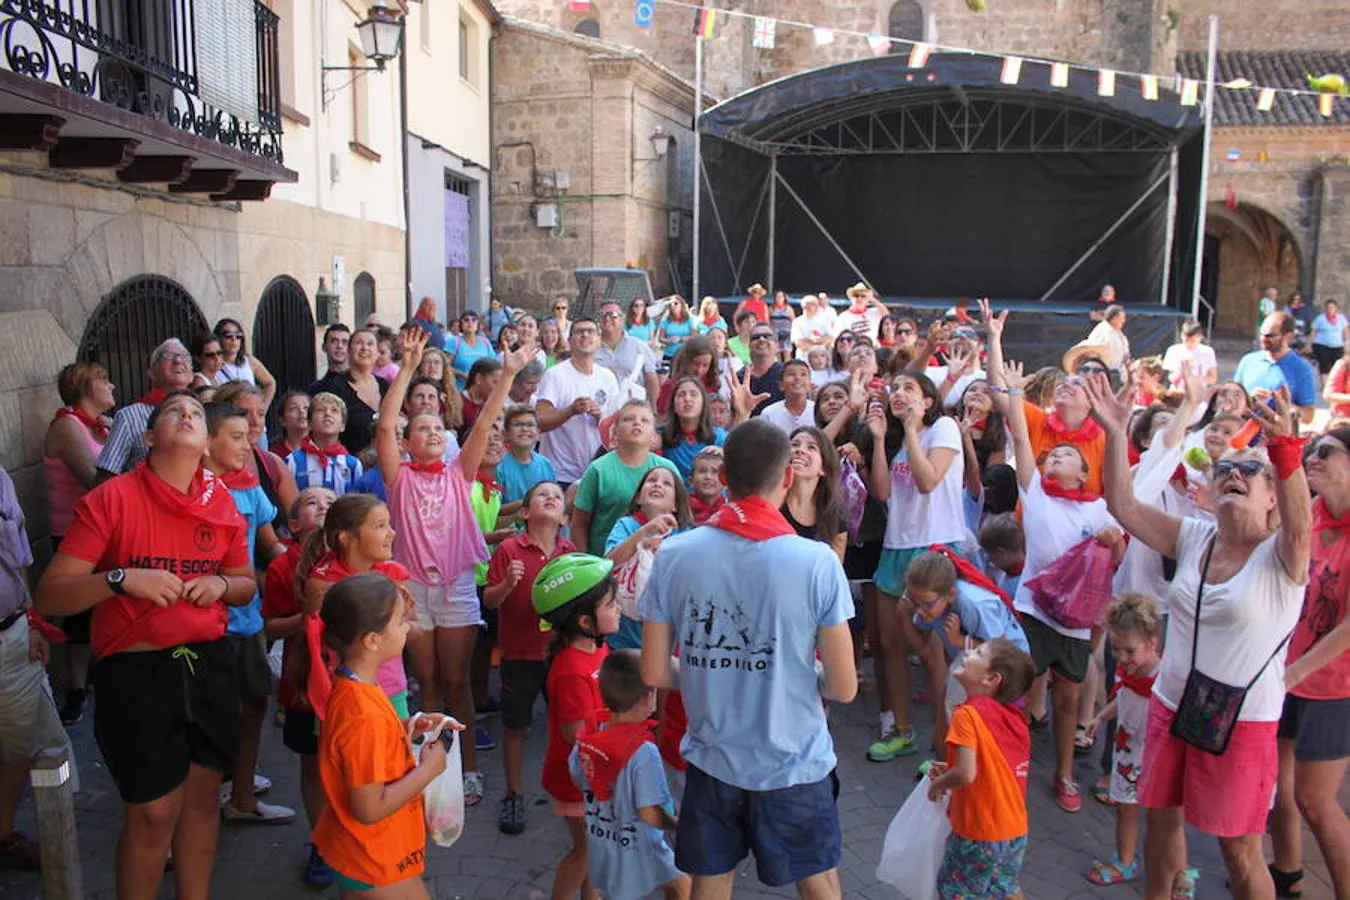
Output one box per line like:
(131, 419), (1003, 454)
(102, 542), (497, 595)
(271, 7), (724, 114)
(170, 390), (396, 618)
(978, 299), (1007, 339)
(399, 326), (430, 370)
(1000, 360), (1029, 392)
(1251, 385), (1296, 438)
(865, 402), (888, 439)
(848, 369), (868, 410)
(947, 343), (976, 379)
(501, 344), (531, 376)
(732, 366), (770, 419)
(1083, 372), (1131, 433)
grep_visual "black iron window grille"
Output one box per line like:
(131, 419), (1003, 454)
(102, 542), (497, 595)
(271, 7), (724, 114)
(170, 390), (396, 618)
(1, 0), (284, 162)
(253, 275), (316, 422)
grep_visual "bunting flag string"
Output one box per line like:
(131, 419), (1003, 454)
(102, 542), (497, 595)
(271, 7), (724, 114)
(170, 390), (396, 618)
(612, 0), (1345, 117)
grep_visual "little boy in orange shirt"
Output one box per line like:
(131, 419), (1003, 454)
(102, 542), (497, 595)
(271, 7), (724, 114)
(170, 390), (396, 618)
(926, 638), (1037, 900)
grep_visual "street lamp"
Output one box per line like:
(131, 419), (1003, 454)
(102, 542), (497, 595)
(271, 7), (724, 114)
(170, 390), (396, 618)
(635, 126), (674, 162)
(315, 277), (340, 326)
(321, 0), (406, 109)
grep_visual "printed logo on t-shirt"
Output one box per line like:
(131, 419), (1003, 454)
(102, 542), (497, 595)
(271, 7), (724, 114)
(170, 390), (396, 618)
(583, 795), (639, 847)
(594, 388), (609, 408)
(681, 595), (775, 671)
(127, 554), (222, 576)
(193, 524), (218, 553)
(890, 459), (913, 485)
(395, 848), (425, 875)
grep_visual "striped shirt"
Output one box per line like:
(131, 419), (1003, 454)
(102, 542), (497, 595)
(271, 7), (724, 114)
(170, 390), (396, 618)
(285, 449), (364, 495)
(94, 402), (153, 476)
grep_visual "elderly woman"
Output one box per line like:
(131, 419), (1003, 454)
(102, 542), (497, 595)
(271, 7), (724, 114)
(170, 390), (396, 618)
(43, 361), (115, 723)
(1087, 377), (1310, 900)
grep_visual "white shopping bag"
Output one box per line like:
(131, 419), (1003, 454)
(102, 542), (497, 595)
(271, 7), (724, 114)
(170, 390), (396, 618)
(266, 640), (284, 680)
(876, 781), (951, 900)
(418, 722), (464, 848)
(612, 542), (655, 620)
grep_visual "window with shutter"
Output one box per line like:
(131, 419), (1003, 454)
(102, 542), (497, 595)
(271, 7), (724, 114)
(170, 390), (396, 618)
(196, 0), (262, 124)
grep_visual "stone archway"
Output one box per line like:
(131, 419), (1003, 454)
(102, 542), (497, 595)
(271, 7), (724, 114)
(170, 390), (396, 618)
(1204, 201), (1303, 336)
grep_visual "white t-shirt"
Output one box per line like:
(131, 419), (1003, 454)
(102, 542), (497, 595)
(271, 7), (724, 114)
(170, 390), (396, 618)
(1161, 342), (1218, 385)
(1014, 472), (1116, 640)
(536, 359), (621, 483)
(791, 312), (834, 359)
(882, 416), (967, 550)
(924, 366), (986, 409)
(1086, 321), (1131, 371)
(759, 400), (816, 435)
(833, 307), (883, 343)
(1155, 517), (1304, 722)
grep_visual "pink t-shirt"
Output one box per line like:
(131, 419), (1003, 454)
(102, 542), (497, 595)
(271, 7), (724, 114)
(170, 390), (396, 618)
(389, 463), (489, 586)
(44, 418), (104, 537)
(1289, 530), (1350, 701)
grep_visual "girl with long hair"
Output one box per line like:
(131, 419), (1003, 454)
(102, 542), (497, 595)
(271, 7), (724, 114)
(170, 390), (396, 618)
(655, 336), (720, 414)
(274, 390), (311, 459)
(695, 296), (727, 335)
(214, 317), (277, 408)
(660, 377), (727, 480)
(604, 467), (694, 649)
(783, 426), (847, 560)
(625, 297), (653, 342)
(414, 348), (465, 434)
(657, 295), (694, 363)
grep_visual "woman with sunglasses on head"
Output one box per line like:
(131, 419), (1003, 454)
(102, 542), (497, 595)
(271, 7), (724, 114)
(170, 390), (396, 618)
(213, 318), (277, 410)
(1087, 372), (1310, 900)
(1267, 428), (1350, 900)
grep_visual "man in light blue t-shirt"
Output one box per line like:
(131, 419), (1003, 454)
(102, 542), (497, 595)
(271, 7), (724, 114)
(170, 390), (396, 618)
(1234, 311), (1317, 425)
(639, 419), (857, 896)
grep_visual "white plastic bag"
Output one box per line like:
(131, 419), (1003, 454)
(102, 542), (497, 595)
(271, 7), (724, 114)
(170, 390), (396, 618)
(613, 542), (656, 620)
(419, 723), (464, 848)
(266, 640), (284, 680)
(876, 781), (951, 900)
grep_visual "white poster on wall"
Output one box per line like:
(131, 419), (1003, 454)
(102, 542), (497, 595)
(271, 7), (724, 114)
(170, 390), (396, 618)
(444, 190), (470, 269)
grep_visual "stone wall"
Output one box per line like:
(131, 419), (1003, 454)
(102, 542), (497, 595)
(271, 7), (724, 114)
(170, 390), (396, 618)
(491, 22), (697, 310)
(0, 162), (402, 558)
(1174, 0), (1350, 52)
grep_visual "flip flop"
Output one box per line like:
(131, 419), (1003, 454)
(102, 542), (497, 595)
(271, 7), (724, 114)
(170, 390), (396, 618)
(1171, 867), (1199, 900)
(1092, 779), (1114, 806)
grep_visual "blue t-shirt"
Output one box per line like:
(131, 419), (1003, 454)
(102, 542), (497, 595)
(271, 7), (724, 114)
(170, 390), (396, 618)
(445, 334), (495, 390)
(662, 428), (727, 481)
(568, 740), (680, 899)
(351, 466), (388, 502)
(626, 322), (653, 342)
(605, 516), (690, 650)
(1233, 349), (1318, 407)
(659, 318), (695, 360)
(227, 485), (277, 636)
(639, 527), (854, 790)
(497, 451), (557, 505)
(1311, 313), (1346, 348)
(912, 580), (1030, 660)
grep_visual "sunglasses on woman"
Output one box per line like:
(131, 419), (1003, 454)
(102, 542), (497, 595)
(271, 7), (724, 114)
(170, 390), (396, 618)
(1312, 442), (1347, 461)
(1211, 459), (1267, 479)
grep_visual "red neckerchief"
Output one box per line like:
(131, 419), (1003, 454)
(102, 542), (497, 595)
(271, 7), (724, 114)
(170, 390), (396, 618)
(300, 437), (349, 468)
(27, 610), (65, 645)
(575, 719), (658, 802)
(474, 469), (502, 498)
(1127, 444), (1142, 467)
(964, 695), (1030, 795)
(134, 462), (241, 528)
(277, 437), (302, 458)
(701, 313), (720, 327)
(707, 495), (795, 541)
(311, 552), (410, 584)
(52, 406), (110, 442)
(219, 466), (260, 490)
(688, 493), (725, 524)
(409, 459), (445, 474)
(632, 510), (651, 528)
(1044, 410), (1103, 442)
(1328, 311), (1340, 325)
(1040, 476), (1102, 503)
(140, 387), (168, 407)
(1313, 497), (1350, 532)
(926, 544), (1015, 613)
(1110, 667), (1158, 700)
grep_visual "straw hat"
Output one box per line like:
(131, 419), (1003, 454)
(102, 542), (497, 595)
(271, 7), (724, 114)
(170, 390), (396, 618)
(1061, 341), (1111, 374)
(845, 282), (872, 300)
(746, 283), (767, 297)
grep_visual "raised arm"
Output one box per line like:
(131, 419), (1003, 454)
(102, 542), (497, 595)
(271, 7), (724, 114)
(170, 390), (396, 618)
(1083, 373), (1181, 557)
(1157, 367), (1207, 450)
(1252, 386), (1312, 583)
(458, 346), (529, 478)
(249, 355), (278, 410)
(1000, 361), (1036, 491)
(376, 328), (428, 488)
(864, 403), (892, 502)
(978, 299), (1011, 415)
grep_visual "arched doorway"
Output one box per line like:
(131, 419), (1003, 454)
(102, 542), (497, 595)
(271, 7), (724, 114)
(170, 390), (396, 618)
(253, 275), (317, 417)
(1204, 202), (1302, 336)
(353, 272), (376, 325)
(78, 275), (208, 404)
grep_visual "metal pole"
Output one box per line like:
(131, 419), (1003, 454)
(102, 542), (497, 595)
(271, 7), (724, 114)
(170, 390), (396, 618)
(692, 35), (703, 301)
(1159, 145), (1179, 306)
(767, 154), (777, 291)
(774, 169), (872, 288)
(1190, 14), (1219, 320)
(1038, 169), (1172, 302)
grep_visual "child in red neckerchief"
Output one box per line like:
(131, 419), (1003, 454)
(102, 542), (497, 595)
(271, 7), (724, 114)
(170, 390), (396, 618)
(570, 650), (690, 900)
(927, 638), (1037, 900)
(262, 486), (336, 888)
(1082, 593), (1168, 888)
(686, 447), (726, 525)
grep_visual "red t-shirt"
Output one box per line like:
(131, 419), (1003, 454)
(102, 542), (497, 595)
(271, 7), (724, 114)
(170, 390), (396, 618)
(742, 297), (768, 322)
(1289, 530), (1350, 701)
(262, 542), (304, 709)
(59, 465), (249, 658)
(486, 532), (576, 662)
(542, 643), (608, 803)
(1329, 361), (1350, 418)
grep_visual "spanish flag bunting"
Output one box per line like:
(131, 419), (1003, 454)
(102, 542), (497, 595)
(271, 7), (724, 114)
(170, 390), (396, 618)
(1180, 78), (1199, 106)
(1141, 74), (1158, 100)
(908, 42), (931, 68)
(1000, 57), (1022, 85)
(1098, 69), (1115, 97)
(692, 7), (717, 37)
(1257, 88), (1276, 111)
(866, 34), (890, 56)
(1050, 62), (1069, 88)
(1257, 149), (1270, 163)
(1320, 93), (1334, 117)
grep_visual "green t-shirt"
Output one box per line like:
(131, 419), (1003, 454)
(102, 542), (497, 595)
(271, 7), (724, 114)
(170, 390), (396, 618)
(470, 480), (503, 585)
(727, 336), (752, 365)
(574, 451), (679, 554)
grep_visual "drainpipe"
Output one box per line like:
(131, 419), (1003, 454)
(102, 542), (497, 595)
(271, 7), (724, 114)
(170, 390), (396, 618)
(486, 23), (496, 313)
(400, 37), (412, 320)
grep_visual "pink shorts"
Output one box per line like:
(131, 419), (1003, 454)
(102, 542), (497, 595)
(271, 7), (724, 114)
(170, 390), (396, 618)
(1137, 697), (1278, 838)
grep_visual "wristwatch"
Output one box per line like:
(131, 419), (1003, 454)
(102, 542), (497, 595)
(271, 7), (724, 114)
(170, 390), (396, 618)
(106, 568), (127, 595)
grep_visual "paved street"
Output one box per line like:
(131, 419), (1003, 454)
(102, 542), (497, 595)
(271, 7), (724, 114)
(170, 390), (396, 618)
(0, 657), (1341, 900)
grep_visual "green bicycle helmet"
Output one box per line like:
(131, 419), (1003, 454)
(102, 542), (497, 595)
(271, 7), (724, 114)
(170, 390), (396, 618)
(532, 553), (614, 631)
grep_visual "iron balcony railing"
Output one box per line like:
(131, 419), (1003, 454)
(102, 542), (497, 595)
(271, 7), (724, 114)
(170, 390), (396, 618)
(0, 0), (283, 162)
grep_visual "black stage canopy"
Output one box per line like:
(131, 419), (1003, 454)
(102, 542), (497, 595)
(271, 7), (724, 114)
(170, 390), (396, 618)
(697, 52), (1205, 309)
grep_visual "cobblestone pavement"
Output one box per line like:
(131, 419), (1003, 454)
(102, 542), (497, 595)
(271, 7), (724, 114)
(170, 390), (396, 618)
(1, 663), (1340, 899)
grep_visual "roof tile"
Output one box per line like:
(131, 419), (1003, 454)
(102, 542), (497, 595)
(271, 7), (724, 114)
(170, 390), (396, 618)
(1175, 50), (1350, 127)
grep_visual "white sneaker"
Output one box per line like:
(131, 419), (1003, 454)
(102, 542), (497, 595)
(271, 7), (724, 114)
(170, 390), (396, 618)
(222, 799), (296, 825)
(218, 773), (273, 805)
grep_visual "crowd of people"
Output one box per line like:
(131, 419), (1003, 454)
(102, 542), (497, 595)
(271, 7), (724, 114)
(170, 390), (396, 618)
(0, 284), (1346, 900)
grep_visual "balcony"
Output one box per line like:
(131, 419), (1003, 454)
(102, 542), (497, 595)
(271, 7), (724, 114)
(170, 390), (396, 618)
(0, 0), (295, 200)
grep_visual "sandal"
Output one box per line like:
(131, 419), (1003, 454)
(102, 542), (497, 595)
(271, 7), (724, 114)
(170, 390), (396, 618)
(1092, 777), (1114, 806)
(1170, 867), (1199, 900)
(1087, 855), (1139, 886)
(1074, 724), (1095, 754)
(1269, 865), (1303, 899)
